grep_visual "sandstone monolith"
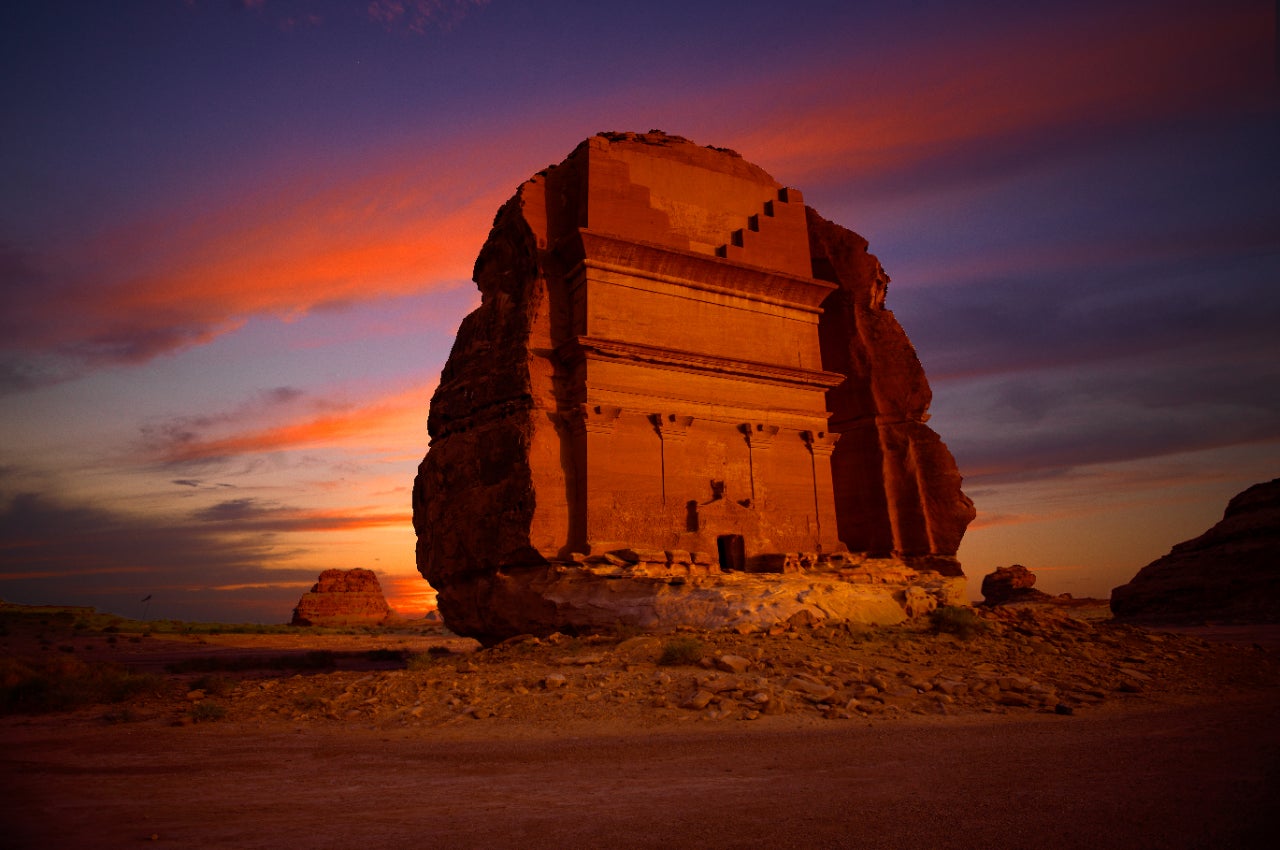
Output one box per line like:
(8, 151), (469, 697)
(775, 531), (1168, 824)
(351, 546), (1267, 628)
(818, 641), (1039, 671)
(290, 568), (393, 627)
(1111, 478), (1280, 623)
(413, 131), (975, 642)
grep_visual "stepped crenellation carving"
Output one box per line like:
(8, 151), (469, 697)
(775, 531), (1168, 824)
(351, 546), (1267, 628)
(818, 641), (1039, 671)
(713, 187), (810, 277)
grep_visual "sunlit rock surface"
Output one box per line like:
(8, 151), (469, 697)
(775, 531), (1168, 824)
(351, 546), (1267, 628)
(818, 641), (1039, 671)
(1111, 478), (1280, 623)
(413, 132), (974, 642)
(290, 568), (393, 627)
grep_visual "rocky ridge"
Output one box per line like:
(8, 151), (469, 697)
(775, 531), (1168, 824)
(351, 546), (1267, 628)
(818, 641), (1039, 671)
(1112, 478), (1280, 623)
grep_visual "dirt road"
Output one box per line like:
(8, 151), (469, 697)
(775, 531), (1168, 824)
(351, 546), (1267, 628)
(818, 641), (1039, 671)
(4, 695), (1277, 850)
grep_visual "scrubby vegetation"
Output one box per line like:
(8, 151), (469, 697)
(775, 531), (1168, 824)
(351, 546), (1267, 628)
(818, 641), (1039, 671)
(658, 636), (705, 666)
(0, 654), (162, 715)
(189, 701), (227, 723)
(928, 605), (988, 640)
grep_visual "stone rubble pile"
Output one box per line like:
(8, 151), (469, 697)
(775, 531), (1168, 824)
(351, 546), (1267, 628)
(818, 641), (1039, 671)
(158, 606), (1275, 729)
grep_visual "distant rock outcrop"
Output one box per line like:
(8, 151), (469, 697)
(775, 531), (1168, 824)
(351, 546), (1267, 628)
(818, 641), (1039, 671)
(981, 564), (1051, 606)
(1111, 478), (1280, 623)
(412, 131), (974, 642)
(980, 564), (1108, 611)
(290, 568), (393, 627)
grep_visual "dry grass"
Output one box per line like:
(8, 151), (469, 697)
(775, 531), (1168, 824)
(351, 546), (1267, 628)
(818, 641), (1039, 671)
(0, 654), (163, 715)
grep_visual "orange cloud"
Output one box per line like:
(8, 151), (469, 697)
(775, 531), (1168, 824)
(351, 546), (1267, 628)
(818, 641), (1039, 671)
(198, 506), (412, 534)
(157, 383), (431, 464)
(79, 190), (495, 359)
(3, 136), (526, 371)
(205, 580), (315, 592)
(12, 0), (1263, 380)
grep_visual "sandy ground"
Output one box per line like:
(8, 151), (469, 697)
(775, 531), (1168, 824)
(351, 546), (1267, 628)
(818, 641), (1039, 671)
(3, 696), (1277, 849)
(2, 610), (1278, 849)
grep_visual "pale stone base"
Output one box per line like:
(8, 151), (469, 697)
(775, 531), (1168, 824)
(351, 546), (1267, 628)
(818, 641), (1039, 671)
(436, 560), (965, 643)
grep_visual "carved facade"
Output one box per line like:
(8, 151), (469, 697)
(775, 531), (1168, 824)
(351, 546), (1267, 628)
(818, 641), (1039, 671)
(413, 132), (974, 641)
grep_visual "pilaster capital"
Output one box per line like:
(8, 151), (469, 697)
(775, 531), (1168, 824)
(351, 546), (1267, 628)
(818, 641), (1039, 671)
(651, 412), (694, 442)
(564, 403), (623, 436)
(801, 429), (840, 456)
(741, 422), (780, 449)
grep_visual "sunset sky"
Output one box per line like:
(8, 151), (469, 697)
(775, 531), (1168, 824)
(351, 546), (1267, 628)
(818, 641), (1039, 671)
(1, 0), (1277, 622)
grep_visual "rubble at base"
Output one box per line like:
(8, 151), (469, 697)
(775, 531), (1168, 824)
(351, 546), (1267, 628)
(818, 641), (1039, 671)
(443, 552), (964, 644)
(55, 606), (1271, 730)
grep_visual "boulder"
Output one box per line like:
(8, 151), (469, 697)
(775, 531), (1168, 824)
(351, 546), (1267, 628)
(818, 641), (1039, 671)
(1111, 478), (1280, 623)
(412, 131), (974, 642)
(290, 568), (393, 627)
(981, 564), (1051, 606)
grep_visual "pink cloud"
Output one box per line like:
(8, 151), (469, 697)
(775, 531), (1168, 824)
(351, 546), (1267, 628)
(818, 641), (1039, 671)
(725, 2), (1270, 189)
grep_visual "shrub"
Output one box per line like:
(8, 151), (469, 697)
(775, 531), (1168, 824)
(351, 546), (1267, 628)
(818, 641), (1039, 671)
(0, 655), (162, 714)
(406, 653), (434, 671)
(189, 674), (233, 697)
(657, 636), (704, 666)
(928, 606), (987, 640)
(190, 701), (226, 723)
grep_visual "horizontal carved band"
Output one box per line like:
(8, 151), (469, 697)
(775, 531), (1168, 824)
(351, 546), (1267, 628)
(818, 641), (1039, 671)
(559, 336), (846, 391)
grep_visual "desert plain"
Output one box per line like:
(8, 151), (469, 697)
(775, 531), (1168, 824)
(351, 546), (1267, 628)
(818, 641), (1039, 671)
(2, 603), (1277, 849)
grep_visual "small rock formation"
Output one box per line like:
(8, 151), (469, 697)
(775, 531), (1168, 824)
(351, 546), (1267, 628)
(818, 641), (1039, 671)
(980, 564), (1108, 610)
(290, 568), (393, 627)
(413, 131), (975, 642)
(981, 565), (1051, 606)
(1111, 478), (1280, 623)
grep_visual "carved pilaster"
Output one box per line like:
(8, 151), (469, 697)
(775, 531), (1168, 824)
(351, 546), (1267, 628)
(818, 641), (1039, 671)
(651, 413), (694, 442)
(564, 403), (623, 436)
(741, 422), (780, 450)
(802, 429), (840, 457)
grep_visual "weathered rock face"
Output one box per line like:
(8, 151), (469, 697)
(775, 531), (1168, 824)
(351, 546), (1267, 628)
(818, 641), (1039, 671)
(981, 565), (1049, 606)
(290, 568), (393, 627)
(1111, 478), (1280, 623)
(413, 131), (975, 642)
